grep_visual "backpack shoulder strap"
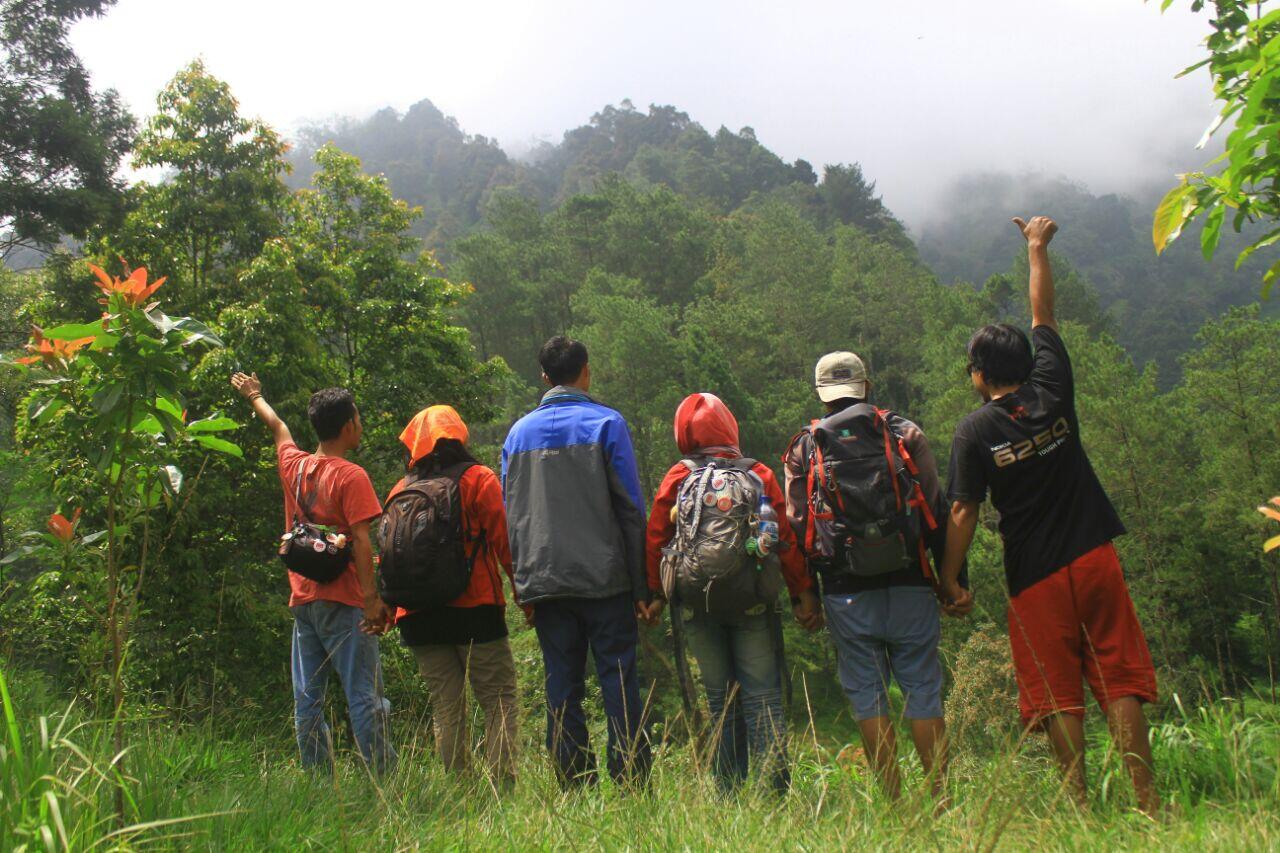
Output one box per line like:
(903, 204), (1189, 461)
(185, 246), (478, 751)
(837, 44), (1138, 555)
(441, 460), (479, 482)
(292, 460), (313, 524)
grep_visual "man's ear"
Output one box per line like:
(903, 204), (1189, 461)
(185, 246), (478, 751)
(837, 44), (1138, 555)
(541, 371), (553, 387)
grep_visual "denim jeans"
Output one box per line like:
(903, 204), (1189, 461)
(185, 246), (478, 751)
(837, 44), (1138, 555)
(533, 593), (651, 788)
(291, 601), (396, 774)
(683, 611), (789, 793)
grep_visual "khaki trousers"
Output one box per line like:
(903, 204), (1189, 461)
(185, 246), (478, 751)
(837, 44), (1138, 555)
(411, 638), (519, 781)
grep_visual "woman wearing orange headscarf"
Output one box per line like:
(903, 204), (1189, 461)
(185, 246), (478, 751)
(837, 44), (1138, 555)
(388, 405), (523, 786)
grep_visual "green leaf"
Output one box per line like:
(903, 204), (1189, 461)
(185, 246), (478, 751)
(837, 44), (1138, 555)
(1152, 183), (1196, 253)
(192, 434), (243, 458)
(42, 322), (102, 341)
(1201, 205), (1226, 261)
(147, 310), (225, 348)
(137, 479), (163, 510)
(131, 414), (163, 436)
(1262, 258), (1280, 300)
(155, 396), (183, 420)
(90, 382), (125, 415)
(1235, 227), (1280, 269)
(187, 416), (239, 433)
(0, 544), (42, 565)
(30, 397), (64, 425)
(80, 530), (108, 546)
(161, 464), (183, 495)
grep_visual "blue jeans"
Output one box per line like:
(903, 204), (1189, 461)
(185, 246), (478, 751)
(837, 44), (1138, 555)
(291, 601), (396, 773)
(533, 593), (651, 787)
(823, 586), (943, 721)
(684, 611), (789, 793)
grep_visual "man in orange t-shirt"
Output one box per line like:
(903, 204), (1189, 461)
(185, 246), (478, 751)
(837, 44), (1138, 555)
(232, 371), (396, 774)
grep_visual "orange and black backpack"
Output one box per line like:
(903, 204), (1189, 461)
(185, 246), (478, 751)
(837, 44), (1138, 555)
(793, 403), (937, 579)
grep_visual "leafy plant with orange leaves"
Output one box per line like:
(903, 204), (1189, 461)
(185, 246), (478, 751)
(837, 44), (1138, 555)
(4, 260), (240, 819)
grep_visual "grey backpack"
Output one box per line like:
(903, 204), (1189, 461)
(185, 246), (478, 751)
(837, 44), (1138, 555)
(660, 457), (783, 617)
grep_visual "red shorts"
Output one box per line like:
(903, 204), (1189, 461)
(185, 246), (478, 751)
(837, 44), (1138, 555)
(1006, 542), (1157, 726)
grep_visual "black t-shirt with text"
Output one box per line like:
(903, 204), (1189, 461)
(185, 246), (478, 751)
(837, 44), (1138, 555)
(946, 325), (1125, 596)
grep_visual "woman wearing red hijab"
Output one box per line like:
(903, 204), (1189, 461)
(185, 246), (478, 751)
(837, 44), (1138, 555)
(644, 393), (820, 793)
(388, 405), (525, 787)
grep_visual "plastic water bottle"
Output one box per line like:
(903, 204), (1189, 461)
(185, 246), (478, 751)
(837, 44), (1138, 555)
(756, 496), (779, 557)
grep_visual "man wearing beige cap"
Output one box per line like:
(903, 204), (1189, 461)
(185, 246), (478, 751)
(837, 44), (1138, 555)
(783, 351), (956, 802)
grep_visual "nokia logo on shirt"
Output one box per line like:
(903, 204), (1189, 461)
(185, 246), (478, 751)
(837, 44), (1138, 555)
(991, 417), (1071, 468)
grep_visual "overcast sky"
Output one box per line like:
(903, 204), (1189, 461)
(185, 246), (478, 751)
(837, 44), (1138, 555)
(71, 0), (1216, 226)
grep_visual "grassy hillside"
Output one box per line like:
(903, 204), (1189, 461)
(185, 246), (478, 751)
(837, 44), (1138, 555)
(3, 663), (1278, 850)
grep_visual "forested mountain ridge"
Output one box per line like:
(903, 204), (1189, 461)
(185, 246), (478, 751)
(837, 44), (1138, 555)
(288, 98), (909, 251)
(294, 99), (1269, 380)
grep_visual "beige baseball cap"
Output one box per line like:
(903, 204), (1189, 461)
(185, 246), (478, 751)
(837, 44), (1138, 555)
(814, 351), (868, 403)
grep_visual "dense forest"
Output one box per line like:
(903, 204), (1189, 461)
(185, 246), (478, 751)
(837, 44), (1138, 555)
(1, 0), (1279, 846)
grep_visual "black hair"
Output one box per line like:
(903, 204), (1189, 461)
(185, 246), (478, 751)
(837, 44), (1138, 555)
(823, 397), (864, 414)
(538, 335), (589, 385)
(308, 387), (357, 441)
(966, 324), (1033, 387)
(408, 438), (478, 478)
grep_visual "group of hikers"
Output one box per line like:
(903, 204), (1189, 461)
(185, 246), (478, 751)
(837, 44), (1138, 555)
(229, 215), (1161, 814)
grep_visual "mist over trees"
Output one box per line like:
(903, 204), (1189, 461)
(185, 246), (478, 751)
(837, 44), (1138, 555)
(288, 99), (910, 252)
(918, 173), (1277, 381)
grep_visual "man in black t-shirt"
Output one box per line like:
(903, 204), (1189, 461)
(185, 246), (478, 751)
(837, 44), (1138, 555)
(937, 216), (1159, 815)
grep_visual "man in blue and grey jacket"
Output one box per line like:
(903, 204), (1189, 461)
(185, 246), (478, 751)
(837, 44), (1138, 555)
(502, 335), (651, 788)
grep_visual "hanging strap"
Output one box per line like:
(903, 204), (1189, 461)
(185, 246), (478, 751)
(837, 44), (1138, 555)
(291, 460), (316, 526)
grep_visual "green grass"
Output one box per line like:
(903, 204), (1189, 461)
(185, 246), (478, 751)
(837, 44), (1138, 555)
(3, 665), (1279, 851)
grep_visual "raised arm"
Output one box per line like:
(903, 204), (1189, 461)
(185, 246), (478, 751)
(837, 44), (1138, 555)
(1012, 215), (1059, 331)
(231, 371), (294, 448)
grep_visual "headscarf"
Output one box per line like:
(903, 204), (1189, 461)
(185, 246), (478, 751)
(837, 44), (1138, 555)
(673, 392), (741, 458)
(399, 404), (469, 467)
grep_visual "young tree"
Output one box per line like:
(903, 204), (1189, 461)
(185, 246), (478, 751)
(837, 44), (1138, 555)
(245, 144), (506, 468)
(6, 262), (239, 818)
(99, 60), (290, 314)
(0, 0), (135, 258)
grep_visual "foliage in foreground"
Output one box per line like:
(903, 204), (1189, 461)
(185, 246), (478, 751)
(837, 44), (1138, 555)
(2, 664), (1279, 850)
(1154, 0), (1280, 296)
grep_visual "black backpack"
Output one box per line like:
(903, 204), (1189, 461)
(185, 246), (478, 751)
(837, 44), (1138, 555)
(278, 462), (352, 584)
(801, 404), (937, 578)
(377, 462), (478, 610)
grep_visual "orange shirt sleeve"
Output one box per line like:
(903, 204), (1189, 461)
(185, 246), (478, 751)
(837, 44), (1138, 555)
(645, 463), (691, 595)
(756, 463), (813, 596)
(467, 466), (517, 603)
